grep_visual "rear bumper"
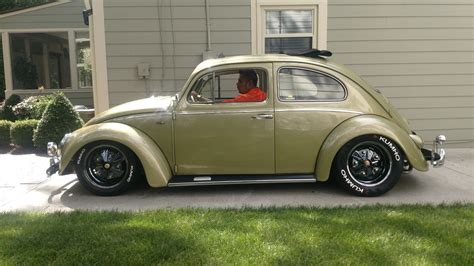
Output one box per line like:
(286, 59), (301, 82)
(421, 135), (446, 167)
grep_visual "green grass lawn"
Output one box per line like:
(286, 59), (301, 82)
(1, 204), (472, 265)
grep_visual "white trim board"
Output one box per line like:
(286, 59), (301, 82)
(89, 0), (110, 114)
(0, 28), (87, 33)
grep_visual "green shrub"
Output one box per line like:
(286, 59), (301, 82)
(11, 95), (54, 120)
(33, 93), (84, 149)
(0, 120), (13, 146)
(12, 96), (37, 120)
(3, 94), (21, 121)
(10, 119), (39, 148)
(32, 94), (54, 119)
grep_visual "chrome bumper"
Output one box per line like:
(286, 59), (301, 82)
(46, 142), (60, 176)
(421, 135), (446, 167)
(431, 135), (446, 167)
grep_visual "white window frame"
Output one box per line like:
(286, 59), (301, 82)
(251, 0), (327, 55)
(1, 28), (90, 94)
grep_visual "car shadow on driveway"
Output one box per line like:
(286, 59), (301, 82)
(56, 173), (425, 211)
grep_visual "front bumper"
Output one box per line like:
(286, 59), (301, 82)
(46, 142), (60, 176)
(421, 135), (446, 167)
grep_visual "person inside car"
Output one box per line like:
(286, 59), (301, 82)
(223, 70), (267, 103)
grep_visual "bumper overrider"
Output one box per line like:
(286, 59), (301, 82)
(46, 133), (71, 176)
(421, 135), (446, 167)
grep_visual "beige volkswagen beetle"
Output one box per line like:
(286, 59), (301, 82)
(47, 50), (445, 196)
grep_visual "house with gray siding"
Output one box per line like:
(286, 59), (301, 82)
(3, 0), (474, 147)
(0, 0), (92, 106)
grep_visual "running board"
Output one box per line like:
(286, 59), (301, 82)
(168, 174), (316, 187)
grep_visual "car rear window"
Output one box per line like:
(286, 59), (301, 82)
(278, 68), (346, 101)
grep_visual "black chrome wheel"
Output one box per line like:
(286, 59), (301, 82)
(86, 145), (130, 188)
(347, 142), (391, 187)
(75, 141), (139, 196)
(333, 135), (403, 197)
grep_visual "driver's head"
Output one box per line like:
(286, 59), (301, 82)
(237, 70), (258, 94)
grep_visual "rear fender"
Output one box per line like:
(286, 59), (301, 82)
(315, 115), (428, 181)
(60, 123), (172, 187)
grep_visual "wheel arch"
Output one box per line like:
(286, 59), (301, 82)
(59, 122), (172, 187)
(315, 115), (428, 181)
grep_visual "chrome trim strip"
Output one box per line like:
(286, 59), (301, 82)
(275, 108), (362, 114)
(177, 109), (273, 115)
(193, 176), (212, 181)
(177, 109), (361, 116)
(109, 112), (171, 122)
(168, 178), (316, 187)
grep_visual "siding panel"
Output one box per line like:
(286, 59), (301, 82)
(329, 1), (474, 146)
(104, 0), (251, 108)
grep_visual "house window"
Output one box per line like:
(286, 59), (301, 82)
(252, 0), (327, 54)
(265, 10), (314, 53)
(11, 32), (71, 90)
(7, 30), (90, 91)
(76, 32), (92, 89)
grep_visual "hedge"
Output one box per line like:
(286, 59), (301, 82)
(10, 119), (39, 148)
(0, 120), (13, 146)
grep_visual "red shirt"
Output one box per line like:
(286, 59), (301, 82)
(223, 88), (267, 103)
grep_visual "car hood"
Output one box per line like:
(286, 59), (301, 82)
(85, 96), (174, 126)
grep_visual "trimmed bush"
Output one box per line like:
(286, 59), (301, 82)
(32, 94), (54, 119)
(2, 94), (21, 121)
(11, 95), (54, 120)
(10, 119), (39, 148)
(12, 96), (37, 120)
(33, 93), (84, 150)
(0, 120), (13, 146)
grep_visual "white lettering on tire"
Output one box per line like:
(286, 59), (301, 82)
(77, 149), (86, 165)
(126, 165), (134, 183)
(378, 136), (401, 161)
(341, 169), (364, 193)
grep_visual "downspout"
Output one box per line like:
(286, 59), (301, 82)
(205, 0), (211, 52)
(202, 0), (215, 60)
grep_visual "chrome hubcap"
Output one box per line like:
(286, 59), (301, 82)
(348, 144), (391, 186)
(86, 146), (129, 187)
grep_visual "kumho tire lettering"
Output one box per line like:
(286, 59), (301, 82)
(332, 135), (404, 197)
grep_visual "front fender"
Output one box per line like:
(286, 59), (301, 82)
(315, 115), (428, 181)
(60, 122), (172, 187)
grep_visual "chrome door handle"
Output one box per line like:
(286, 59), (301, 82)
(252, 114), (273, 120)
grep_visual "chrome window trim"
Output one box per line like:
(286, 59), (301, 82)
(186, 67), (270, 105)
(276, 66), (348, 102)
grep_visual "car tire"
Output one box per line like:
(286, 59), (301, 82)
(75, 141), (139, 196)
(333, 135), (403, 197)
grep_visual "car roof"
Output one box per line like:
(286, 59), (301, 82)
(193, 54), (349, 76)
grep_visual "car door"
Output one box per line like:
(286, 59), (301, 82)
(273, 62), (359, 174)
(173, 63), (275, 175)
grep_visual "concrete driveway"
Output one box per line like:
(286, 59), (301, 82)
(0, 148), (472, 212)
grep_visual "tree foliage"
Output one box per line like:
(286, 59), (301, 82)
(0, 0), (51, 13)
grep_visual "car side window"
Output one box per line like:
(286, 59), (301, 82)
(278, 68), (346, 101)
(188, 69), (267, 104)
